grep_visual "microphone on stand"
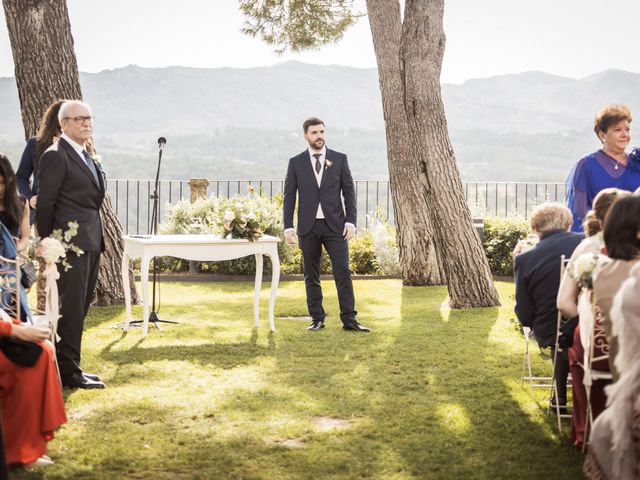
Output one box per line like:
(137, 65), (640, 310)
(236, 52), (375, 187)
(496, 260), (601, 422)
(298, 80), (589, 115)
(158, 137), (167, 150)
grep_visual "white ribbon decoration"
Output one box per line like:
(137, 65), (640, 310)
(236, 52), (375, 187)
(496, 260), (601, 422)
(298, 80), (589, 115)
(43, 261), (61, 342)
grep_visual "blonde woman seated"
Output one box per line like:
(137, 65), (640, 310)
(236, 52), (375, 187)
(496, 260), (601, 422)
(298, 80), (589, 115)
(557, 188), (630, 448)
(0, 315), (67, 467)
(584, 262), (640, 479)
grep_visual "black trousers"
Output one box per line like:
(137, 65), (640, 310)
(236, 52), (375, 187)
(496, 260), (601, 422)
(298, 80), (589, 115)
(56, 250), (101, 381)
(300, 219), (356, 324)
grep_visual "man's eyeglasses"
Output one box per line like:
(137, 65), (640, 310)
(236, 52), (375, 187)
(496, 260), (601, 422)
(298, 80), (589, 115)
(64, 115), (94, 125)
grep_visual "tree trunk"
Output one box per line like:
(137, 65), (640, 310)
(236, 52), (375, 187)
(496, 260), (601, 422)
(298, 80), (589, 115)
(2, 0), (81, 138)
(2, 0), (138, 305)
(365, 0), (445, 285)
(400, 0), (500, 308)
(95, 194), (139, 305)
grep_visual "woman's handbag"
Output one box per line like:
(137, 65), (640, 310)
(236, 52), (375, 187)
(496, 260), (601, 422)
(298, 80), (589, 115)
(0, 337), (42, 366)
(20, 261), (37, 289)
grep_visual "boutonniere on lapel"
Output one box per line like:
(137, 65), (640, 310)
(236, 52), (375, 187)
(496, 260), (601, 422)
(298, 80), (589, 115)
(324, 160), (333, 170)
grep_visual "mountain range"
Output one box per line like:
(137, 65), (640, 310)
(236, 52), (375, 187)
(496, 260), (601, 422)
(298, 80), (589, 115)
(1, 61), (639, 181)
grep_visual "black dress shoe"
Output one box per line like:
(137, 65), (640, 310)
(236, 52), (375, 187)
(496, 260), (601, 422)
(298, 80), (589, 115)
(306, 320), (325, 331)
(343, 321), (371, 333)
(62, 373), (106, 389)
(83, 372), (101, 382)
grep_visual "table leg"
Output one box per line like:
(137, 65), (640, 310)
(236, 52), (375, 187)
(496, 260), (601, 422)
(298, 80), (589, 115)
(267, 247), (280, 332)
(254, 253), (263, 327)
(141, 254), (151, 337)
(122, 251), (131, 331)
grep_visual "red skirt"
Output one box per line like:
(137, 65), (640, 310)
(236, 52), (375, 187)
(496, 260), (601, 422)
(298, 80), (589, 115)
(0, 341), (67, 465)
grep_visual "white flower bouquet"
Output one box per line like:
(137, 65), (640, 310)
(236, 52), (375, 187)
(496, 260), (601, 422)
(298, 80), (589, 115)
(35, 221), (83, 271)
(572, 252), (600, 289)
(35, 237), (66, 264)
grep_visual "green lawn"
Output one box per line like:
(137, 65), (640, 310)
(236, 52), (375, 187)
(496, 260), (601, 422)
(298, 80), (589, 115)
(14, 280), (584, 479)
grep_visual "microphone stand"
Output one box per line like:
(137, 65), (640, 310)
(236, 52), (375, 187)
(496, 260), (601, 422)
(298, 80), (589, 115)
(131, 138), (178, 330)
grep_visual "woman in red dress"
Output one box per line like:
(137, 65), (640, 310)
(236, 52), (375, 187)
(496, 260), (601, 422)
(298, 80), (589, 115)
(0, 318), (67, 467)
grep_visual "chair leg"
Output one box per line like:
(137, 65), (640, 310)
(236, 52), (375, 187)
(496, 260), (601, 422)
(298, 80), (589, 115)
(525, 339), (535, 397)
(583, 383), (592, 453)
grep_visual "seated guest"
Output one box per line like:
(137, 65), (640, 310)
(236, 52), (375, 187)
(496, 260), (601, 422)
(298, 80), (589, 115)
(558, 188), (629, 448)
(583, 263), (640, 479)
(594, 195), (640, 378)
(0, 154), (30, 253)
(514, 203), (583, 410)
(0, 315), (67, 467)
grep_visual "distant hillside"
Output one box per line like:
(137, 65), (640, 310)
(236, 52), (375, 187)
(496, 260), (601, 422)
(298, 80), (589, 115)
(1, 62), (639, 181)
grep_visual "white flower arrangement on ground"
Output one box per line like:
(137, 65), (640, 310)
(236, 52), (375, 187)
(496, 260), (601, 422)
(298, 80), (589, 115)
(35, 221), (83, 270)
(572, 252), (601, 289)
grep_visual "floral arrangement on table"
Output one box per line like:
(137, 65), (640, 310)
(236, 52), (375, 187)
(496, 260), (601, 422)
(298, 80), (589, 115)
(160, 187), (282, 242)
(218, 192), (277, 242)
(572, 252), (601, 289)
(36, 221), (83, 271)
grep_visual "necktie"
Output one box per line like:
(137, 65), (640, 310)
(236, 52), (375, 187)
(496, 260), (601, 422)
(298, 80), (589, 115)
(82, 150), (99, 184)
(313, 153), (322, 174)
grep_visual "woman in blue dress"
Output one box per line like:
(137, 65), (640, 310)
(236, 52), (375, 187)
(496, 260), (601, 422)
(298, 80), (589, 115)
(566, 104), (640, 232)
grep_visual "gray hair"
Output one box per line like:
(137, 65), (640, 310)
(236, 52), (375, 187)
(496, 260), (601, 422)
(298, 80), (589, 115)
(58, 100), (92, 122)
(529, 202), (573, 234)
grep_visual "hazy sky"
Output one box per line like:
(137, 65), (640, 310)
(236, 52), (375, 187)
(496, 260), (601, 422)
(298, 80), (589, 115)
(1, 0), (638, 84)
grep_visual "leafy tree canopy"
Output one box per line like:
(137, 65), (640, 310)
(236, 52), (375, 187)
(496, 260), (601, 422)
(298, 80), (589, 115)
(239, 0), (362, 53)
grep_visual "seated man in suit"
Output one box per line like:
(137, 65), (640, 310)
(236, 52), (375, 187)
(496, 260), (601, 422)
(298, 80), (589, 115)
(514, 203), (583, 409)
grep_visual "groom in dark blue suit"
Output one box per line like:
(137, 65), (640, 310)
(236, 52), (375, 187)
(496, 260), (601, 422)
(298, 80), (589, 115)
(283, 118), (370, 332)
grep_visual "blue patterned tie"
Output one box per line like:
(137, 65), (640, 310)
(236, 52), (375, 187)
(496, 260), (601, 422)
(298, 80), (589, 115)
(82, 150), (99, 184)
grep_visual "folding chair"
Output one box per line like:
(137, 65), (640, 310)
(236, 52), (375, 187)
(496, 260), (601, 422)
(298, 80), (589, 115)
(0, 253), (61, 382)
(548, 255), (572, 431)
(582, 301), (612, 451)
(0, 253), (23, 321)
(521, 326), (553, 396)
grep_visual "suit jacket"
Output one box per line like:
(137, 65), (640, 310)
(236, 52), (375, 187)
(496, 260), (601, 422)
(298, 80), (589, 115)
(36, 138), (105, 253)
(514, 230), (583, 347)
(16, 137), (37, 200)
(283, 148), (356, 236)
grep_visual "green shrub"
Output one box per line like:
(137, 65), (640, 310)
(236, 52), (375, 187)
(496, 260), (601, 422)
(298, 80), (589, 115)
(349, 231), (380, 274)
(483, 216), (531, 276)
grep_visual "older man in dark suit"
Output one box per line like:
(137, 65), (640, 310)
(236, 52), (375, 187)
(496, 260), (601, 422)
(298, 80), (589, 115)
(283, 117), (369, 332)
(514, 203), (583, 409)
(37, 100), (106, 389)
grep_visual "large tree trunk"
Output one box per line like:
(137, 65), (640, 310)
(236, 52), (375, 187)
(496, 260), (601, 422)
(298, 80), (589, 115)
(400, 0), (499, 308)
(365, 0), (444, 285)
(3, 0), (139, 306)
(2, 0), (81, 137)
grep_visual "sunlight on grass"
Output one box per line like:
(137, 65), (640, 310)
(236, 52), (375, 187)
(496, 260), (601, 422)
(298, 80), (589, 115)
(435, 403), (471, 434)
(12, 279), (586, 480)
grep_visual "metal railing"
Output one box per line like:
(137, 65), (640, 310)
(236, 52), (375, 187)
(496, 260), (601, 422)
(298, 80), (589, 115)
(105, 179), (565, 234)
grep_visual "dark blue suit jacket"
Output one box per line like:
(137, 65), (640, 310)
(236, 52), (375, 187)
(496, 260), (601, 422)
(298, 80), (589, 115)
(514, 230), (583, 347)
(16, 137), (37, 200)
(283, 148), (356, 236)
(16, 138), (37, 224)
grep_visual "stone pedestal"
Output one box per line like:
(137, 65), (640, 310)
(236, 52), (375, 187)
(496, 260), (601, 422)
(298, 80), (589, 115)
(188, 178), (210, 203)
(188, 178), (210, 272)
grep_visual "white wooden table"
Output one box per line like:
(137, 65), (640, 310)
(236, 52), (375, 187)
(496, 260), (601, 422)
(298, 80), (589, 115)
(121, 234), (280, 337)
